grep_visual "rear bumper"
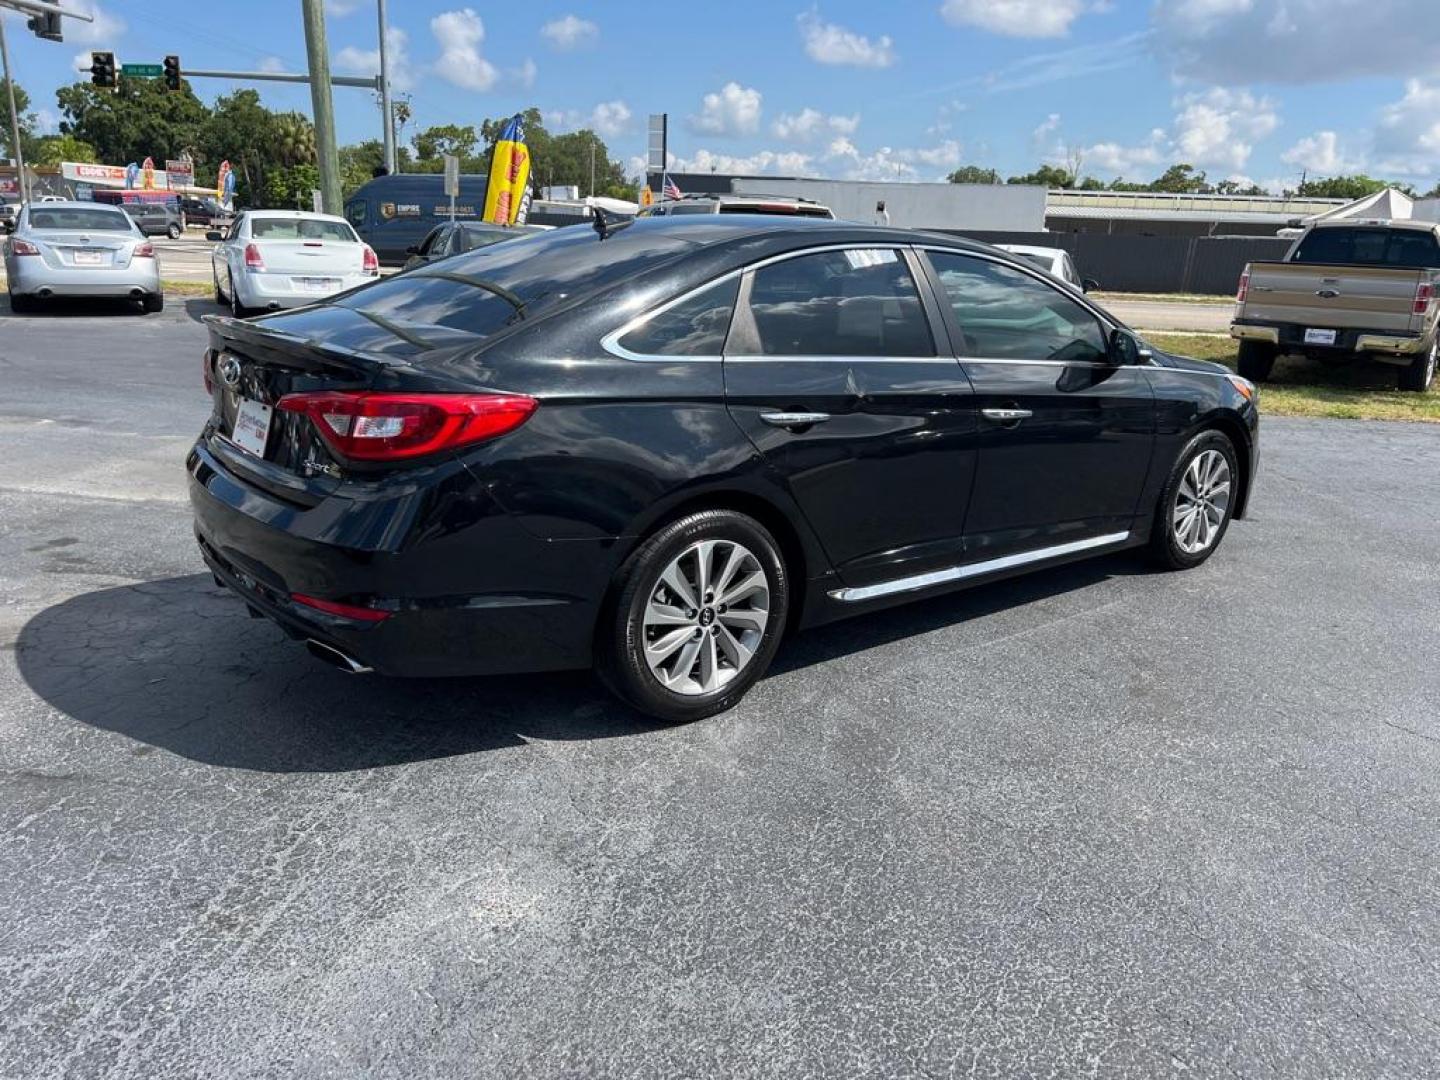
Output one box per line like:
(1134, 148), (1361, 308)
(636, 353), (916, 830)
(234, 270), (375, 310)
(1231, 318), (1427, 358)
(187, 438), (615, 677)
(9, 258), (160, 297)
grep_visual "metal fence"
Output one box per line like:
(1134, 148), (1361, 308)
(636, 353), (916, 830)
(941, 230), (1294, 295)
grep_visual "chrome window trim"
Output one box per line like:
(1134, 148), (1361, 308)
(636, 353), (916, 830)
(829, 531), (1132, 603)
(723, 354), (965, 365)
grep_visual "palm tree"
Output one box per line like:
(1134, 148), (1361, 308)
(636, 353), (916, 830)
(271, 113), (316, 167)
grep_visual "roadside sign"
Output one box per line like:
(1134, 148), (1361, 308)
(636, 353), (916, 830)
(121, 64), (163, 78)
(166, 159), (193, 191)
(443, 154), (459, 221)
(311, 189), (323, 214)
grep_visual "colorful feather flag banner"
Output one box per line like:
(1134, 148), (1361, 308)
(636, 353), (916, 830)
(483, 115), (533, 226)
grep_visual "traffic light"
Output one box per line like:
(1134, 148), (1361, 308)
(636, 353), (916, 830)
(89, 51), (116, 90)
(27, 12), (64, 42)
(163, 55), (181, 93)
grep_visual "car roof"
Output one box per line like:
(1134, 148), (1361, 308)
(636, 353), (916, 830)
(24, 200), (126, 211)
(1309, 218), (1438, 233)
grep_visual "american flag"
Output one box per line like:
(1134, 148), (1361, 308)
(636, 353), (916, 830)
(663, 176), (683, 201)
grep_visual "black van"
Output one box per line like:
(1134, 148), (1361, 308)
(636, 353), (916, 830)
(344, 173), (492, 265)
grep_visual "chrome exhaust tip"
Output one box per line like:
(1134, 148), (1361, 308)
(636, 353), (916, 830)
(129, 288), (144, 299)
(36, 288), (52, 299)
(305, 638), (373, 674)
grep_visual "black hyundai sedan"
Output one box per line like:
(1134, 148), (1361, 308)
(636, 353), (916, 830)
(189, 216), (1259, 722)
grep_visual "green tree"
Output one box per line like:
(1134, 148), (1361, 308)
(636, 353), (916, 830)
(413, 124), (478, 163)
(201, 90), (284, 207)
(947, 165), (1000, 184)
(56, 76), (209, 166)
(338, 139), (409, 196)
(1296, 174), (1414, 199)
(1149, 164), (1212, 194)
(31, 134), (97, 166)
(264, 163), (320, 209)
(1006, 164), (1074, 188)
(0, 78), (39, 162)
(1214, 178), (1267, 196)
(478, 109), (629, 198)
(270, 112), (316, 167)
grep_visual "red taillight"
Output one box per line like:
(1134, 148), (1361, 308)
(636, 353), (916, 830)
(11, 238), (40, 256)
(244, 243), (265, 270)
(290, 593), (392, 622)
(1413, 282), (1434, 315)
(134, 242), (155, 258)
(203, 351), (214, 395)
(276, 391), (538, 461)
(362, 245), (379, 275)
(1236, 269), (1249, 303)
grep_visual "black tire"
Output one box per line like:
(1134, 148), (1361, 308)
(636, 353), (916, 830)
(1236, 339), (1276, 382)
(167, 224), (182, 240)
(7, 291), (33, 314)
(596, 509), (789, 723)
(213, 272), (225, 306)
(1147, 429), (1240, 571)
(230, 284), (248, 319)
(1398, 338), (1437, 392)
(142, 292), (164, 314)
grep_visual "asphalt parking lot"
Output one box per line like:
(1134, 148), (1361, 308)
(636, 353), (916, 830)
(2, 299), (1439, 1078)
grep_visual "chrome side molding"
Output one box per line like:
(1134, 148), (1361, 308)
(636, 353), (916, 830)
(828, 531), (1131, 603)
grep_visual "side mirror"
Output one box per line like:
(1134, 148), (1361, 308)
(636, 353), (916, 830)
(1082, 277), (1100, 293)
(405, 245), (419, 255)
(206, 230), (223, 242)
(1109, 328), (1153, 366)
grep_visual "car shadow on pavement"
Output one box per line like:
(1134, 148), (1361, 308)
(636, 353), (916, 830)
(183, 296), (224, 324)
(1, 295), (152, 317)
(17, 556), (1149, 774)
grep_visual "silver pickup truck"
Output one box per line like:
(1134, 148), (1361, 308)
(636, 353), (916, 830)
(1230, 218), (1440, 392)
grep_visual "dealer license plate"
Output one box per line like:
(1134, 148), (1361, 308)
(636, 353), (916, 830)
(296, 276), (339, 293)
(1304, 328), (1337, 345)
(231, 398), (273, 457)
(73, 250), (105, 266)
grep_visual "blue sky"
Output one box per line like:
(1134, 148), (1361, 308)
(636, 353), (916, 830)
(5, 0), (1440, 192)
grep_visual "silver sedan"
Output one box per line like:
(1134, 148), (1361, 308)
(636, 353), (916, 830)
(3, 201), (163, 313)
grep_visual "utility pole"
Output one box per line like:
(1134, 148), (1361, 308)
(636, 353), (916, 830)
(0, 15), (27, 203)
(377, 0), (395, 174)
(301, 0), (341, 214)
(589, 136), (595, 198)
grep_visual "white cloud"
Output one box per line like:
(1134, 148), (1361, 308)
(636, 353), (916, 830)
(772, 108), (859, 142)
(1078, 132), (1167, 175)
(512, 57), (537, 89)
(64, 1), (126, 45)
(824, 137), (963, 180)
(941, 0), (1089, 38)
(335, 27), (413, 91)
(1170, 87), (1278, 171)
(326, 0), (360, 15)
(1280, 131), (1362, 176)
(1154, 0), (1440, 84)
(590, 101), (632, 138)
(669, 147), (813, 176)
(797, 9), (895, 68)
(688, 82), (762, 137)
(1032, 113), (1061, 148)
(431, 9), (498, 91)
(1374, 80), (1440, 176)
(540, 14), (598, 50)
(257, 57), (289, 74)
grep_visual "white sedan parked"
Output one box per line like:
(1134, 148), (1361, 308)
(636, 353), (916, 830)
(995, 244), (1098, 293)
(209, 210), (379, 317)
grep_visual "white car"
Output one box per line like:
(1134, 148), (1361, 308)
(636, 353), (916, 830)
(996, 244), (1097, 293)
(209, 210), (379, 317)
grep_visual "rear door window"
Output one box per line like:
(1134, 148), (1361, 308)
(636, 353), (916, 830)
(345, 200), (367, 229)
(617, 277), (739, 356)
(745, 248), (934, 357)
(28, 207), (133, 231)
(1291, 227), (1440, 269)
(251, 218), (357, 242)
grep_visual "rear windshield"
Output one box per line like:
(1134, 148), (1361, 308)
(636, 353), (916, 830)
(251, 217), (357, 242)
(1291, 227), (1440, 269)
(1013, 252), (1054, 271)
(333, 222), (692, 338)
(28, 208), (133, 232)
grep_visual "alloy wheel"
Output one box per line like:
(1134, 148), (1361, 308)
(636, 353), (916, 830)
(1172, 449), (1231, 555)
(641, 539), (770, 696)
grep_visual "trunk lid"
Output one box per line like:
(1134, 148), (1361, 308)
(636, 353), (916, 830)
(1240, 261), (1426, 333)
(250, 238), (366, 277)
(30, 230), (136, 270)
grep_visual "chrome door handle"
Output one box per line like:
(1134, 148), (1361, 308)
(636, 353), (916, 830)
(981, 408), (1032, 423)
(760, 412), (831, 428)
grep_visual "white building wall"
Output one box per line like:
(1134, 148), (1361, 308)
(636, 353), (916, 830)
(729, 178), (1046, 231)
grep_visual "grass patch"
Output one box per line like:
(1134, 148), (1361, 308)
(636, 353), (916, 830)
(1147, 333), (1440, 423)
(0, 274), (213, 298)
(1094, 292), (1234, 306)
